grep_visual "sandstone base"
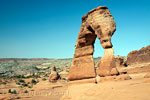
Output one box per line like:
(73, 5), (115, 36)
(68, 78), (96, 85)
(98, 74), (132, 82)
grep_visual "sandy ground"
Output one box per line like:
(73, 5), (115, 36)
(19, 80), (68, 100)
(61, 73), (150, 100)
(1, 76), (150, 100)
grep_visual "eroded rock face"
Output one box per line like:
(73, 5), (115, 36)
(49, 66), (60, 82)
(68, 6), (117, 81)
(115, 56), (125, 67)
(68, 55), (96, 81)
(126, 45), (150, 65)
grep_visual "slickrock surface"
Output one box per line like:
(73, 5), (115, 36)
(61, 77), (150, 100)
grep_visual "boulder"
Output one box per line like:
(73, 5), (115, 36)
(115, 74), (132, 80)
(115, 56), (125, 67)
(49, 66), (60, 82)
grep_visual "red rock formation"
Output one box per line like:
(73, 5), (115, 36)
(126, 45), (150, 65)
(68, 6), (117, 81)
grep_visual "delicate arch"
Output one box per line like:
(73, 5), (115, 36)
(68, 6), (117, 81)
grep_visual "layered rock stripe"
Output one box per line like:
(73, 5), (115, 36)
(126, 45), (150, 65)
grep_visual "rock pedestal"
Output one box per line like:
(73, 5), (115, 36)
(97, 48), (119, 77)
(49, 66), (60, 82)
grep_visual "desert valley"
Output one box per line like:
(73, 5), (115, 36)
(0, 45), (150, 100)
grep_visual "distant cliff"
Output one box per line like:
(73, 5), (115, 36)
(126, 45), (150, 65)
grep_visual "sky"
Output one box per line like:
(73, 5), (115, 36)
(0, 0), (150, 58)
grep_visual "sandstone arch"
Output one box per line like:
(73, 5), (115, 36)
(68, 6), (118, 81)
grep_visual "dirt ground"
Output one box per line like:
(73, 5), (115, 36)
(0, 79), (68, 100)
(61, 73), (150, 100)
(1, 76), (150, 100)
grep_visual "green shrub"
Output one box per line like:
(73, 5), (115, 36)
(12, 90), (17, 94)
(16, 82), (21, 85)
(16, 75), (25, 78)
(18, 79), (25, 83)
(31, 79), (37, 84)
(2, 82), (7, 84)
(8, 89), (11, 93)
(27, 82), (30, 84)
(24, 90), (28, 93)
(16, 97), (21, 99)
(62, 78), (66, 80)
(42, 78), (46, 81)
(22, 83), (28, 87)
(28, 86), (32, 88)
